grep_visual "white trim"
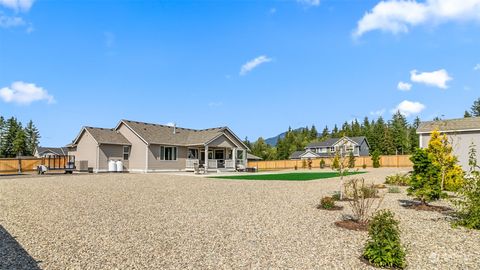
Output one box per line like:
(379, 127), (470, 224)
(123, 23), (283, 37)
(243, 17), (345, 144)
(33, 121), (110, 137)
(223, 127), (251, 151)
(96, 144), (100, 173)
(145, 145), (149, 173)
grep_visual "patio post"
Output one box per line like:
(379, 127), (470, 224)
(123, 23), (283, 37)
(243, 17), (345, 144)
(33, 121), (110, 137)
(205, 145), (209, 171)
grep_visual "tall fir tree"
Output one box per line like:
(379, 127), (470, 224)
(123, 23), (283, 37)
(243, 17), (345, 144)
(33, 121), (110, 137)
(470, 97), (480, 117)
(24, 120), (41, 156)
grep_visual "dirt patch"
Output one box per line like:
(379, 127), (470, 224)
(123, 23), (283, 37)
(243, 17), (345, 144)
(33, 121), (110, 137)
(334, 220), (368, 231)
(316, 205), (344, 211)
(399, 200), (452, 213)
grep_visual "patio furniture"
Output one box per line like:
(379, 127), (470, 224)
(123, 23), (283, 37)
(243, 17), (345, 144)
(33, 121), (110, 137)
(194, 163), (206, 174)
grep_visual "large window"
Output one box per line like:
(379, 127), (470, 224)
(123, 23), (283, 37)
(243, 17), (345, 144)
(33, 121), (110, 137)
(160, 146), (177, 160)
(123, 146), (130, 160)
(214, 150), (224, 160)
(188, 148), (198, 159)
(236, 149), (244, 160)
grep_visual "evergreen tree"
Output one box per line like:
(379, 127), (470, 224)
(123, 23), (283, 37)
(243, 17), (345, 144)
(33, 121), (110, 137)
(0, 116), (6, 158)
(409, 116), (421, 152)
(310, 125), (318, 140)
(464, 110), (472, 118)
(391, 111), (409, 154)
(471, 98), (480, 117)
(1, 117), (22, 157)
(24, 120), (41, 156)
(321, 126), (329, 140)
(332, 124), (339, 137)
(351, 119), (362, 137)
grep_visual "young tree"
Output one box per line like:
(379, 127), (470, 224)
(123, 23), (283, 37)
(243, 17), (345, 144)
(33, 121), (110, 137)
(348, 151), (356, 168)
(24, 120), (41, 156)
(427, 130), (464, 191)
(408, 148), (442, 204)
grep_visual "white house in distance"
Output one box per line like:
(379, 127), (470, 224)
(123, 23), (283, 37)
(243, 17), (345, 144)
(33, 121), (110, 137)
(417, 117), (480, 169)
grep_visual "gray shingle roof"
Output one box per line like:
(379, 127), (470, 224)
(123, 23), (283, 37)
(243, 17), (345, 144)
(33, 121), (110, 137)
(289, 151), (305, 159)
(417, 117), (480, 133)
(36, 147), (68, 156)
(121, 120), (228, 146)
(85, 127), (131, 145)
(306, 136), (367, 148)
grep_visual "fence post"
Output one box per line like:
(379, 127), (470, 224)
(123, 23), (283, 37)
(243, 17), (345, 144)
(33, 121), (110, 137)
(18, 158), (22, 174)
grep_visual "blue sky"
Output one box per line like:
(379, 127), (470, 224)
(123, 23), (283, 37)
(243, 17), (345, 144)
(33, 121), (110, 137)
(1, 0), (480, 146)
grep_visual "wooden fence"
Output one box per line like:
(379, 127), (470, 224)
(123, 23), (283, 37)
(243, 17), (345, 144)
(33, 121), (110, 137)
(0, 156), (70, 175)
(247, 155), (412, 170)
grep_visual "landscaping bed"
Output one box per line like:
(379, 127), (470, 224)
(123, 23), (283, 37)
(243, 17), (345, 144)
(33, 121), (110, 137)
(210, 171), (364, 181)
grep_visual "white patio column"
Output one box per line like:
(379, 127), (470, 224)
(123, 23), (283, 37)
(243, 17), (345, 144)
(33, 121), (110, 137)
(232, 147), (237, 168)
(205, 145), (209, 171)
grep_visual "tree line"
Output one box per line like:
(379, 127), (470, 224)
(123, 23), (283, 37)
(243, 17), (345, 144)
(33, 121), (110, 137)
(245, 111), (420, 161)
(0, 116), (40, 158)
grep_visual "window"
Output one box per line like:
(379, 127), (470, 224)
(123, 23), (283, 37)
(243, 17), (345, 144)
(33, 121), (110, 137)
(123, 146), (130, 160)
(160, 146), (177, 160)
(214, 150), (224, 160)
(236, 149), (244, 160)
(188, 148), (198, 159)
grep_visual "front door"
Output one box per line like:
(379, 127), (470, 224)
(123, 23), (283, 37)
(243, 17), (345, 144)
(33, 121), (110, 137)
(215, 149), (225, 168)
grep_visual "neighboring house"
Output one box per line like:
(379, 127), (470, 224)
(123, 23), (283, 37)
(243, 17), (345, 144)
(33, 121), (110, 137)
(68, 120), (249, 173)
(34, 146), (69, 157)
(289, 136), (370, 160)
(417, 117), (480, 169)
(247, 153), (262, 162)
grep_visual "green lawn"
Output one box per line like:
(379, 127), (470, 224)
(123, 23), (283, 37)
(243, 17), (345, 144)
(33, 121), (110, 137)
(210, 171), (365, 181)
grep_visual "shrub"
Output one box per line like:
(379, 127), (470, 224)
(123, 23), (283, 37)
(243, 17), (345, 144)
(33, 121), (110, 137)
(319, 196), (335, 209)
(332, 191), (341, 201)
(344, 178), (383, 223)
(385, 173), (410, 186)
(294, 165), (298, 170)
(302, 159), (307, 169)
(371, 150), (381, 168)
(453, 143), (480, 229)
(388, 187), (401, 193)
(363, 210), (406, 269)
(444, 165), (464, 192)
(362, 164), (367, 169)
(348, 151), (356, 168)
(307, 159), (312, 170)
(408, 148), (443, 204)
(320, 159), (325, 169)
(332, 156), (340, 169)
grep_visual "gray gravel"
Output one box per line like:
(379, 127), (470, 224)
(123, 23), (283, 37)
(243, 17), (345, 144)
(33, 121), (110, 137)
(0, 168), (479, 269)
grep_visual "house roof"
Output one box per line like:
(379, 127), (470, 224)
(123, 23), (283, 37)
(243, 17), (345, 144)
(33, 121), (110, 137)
(417, 117), (480, 133)
(247, 153), (262, 160)
(119, 120), (248, 149)
(36, 146), (68, 156)
(73, 127), (131, 145)
(289, 151), (305, 159)
(306, 136), (367, 148)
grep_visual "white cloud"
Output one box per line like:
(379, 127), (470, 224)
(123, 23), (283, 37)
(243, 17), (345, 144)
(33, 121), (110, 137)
(208, 101), (223, 107)
(269, 8), (277, 14)
(0, 14), (24, 28)
(0, 0), (35, 12)
(240, 55), (272, 76)
(397, 81), (412, 91)
(297, 0), (320, 6)
(0, 81), (55, 105)
(370, 108), (386, 116)
(410, 69), (452, 89)
(354, 0), (480, 37)
(474, 64), (480, 71)
(392, 100), (425, 116)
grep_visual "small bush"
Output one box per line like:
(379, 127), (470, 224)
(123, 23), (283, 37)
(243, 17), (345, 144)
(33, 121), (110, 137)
(363, 210), (406, 269)
(332, 156), (340, 169)
(388, 187), (401, 193)
(408, 148), (444, 204)
(320, 159), (326, 169)
(453, 144), (480, 230)
(319, 196), (335, 209)
(348, 151), (356, 168)
(385, 173), (410, 186)
(344, 178), (383, 223)
(371, 150), (381, 168)
(332, 191), (341, 201)
(362, 164), (367, 169)
(302, 159), (307, 169)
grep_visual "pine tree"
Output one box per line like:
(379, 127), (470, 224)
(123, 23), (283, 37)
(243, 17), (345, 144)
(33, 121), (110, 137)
(310, 125), (318, 140)
(1, 117), (22, 157)
(391, 111), (409, 154)
(332, 124), (339, 137)
(471, 98), (480, 117)
(464, 110), (472, 118)
(24, 120), (41, 156)
(321, 126), (329, 140)
(0, 116), (6, 158)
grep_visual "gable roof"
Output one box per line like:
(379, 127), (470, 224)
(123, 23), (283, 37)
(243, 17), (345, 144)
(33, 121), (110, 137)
(247, 153), (262, 160)
(36, 147), (68, 156)
(306, 136), (368, 148)
(417, 117), (480, 134)
(72, 127), (131, 145)
(290, 151), (305, 159)
(117, 120), (249, 149)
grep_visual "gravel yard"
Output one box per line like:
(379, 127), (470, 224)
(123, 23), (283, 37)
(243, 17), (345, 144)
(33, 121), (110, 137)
(1, 168), (479, 269)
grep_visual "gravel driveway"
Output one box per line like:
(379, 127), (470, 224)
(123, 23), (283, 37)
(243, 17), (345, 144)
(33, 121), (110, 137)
(0, 168), (479, 269)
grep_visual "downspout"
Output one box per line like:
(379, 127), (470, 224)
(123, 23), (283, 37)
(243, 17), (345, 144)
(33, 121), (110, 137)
(96, 144), (100, 173)
(145, 143), (149, 173)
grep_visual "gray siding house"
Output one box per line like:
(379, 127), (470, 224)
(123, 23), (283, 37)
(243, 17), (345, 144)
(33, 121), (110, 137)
(290, 136), (370, 160)
(417, 117), (480, 169)
(68, 120), (249, 173)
